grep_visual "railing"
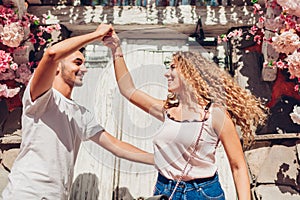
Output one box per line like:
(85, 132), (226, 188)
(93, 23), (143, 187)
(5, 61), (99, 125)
(38, 0), (232, 6)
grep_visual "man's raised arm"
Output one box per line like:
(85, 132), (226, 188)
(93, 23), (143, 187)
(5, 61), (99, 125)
(30, 24), (113, 101)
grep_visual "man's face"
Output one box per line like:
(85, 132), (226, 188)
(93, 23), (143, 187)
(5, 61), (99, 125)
(59, 51), (87, 87)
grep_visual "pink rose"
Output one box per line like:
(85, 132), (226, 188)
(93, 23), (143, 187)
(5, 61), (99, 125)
(39, 38), (46, 46)
(10, 62), (18, 70)
(0, 83), (20, 98)
(275, 60), (286, 69)
(0, 69), (15, 81)
(15, 64), (32, 85)
(0, 50), (17, 72)
(271, 30), (300, 54)
(277, 0), (300, 17)
(285, 51), (300, 79)
(0, 22), (25, 47)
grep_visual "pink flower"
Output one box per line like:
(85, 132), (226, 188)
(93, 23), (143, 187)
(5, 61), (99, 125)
(295, 84), (299, 92)
(253, 3), (262, 14)
(296, 24), (300, 32)
(277, 0), (300, 17)
(0, 69), (15, 81)
(221, 36), (228, 42)
(250, 26), (258, 35)
(15, 64), (32, 85)
(0, 50), (17, 73)
(0, 6), (18, 23)
(44, 26), (53, 33)
(265, 16), (283, 31)
(36, 31), (43, 37)
(285, 51), (300, 79)
(0, 22), (24, 47)
(217, 36), (222, 44)
(271, 30), (300, 54)
(257, 16), (265, 29)
(226, 29), (243, 39)
(0, 6), (61, 100)
(10, 62), (18, 70)
(0, 83), (20, 98)
(254, 35), (262, 44)
(276, 60), (286, 69)
(30, 37), (37, 44)
(39, 38), (46, 46)
(54, 24), (61, 30)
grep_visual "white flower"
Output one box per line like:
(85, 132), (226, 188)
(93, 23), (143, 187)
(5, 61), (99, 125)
(271, 30), (300, 54)
(290, 105), (300, 125)
(285, 51), (300, 79)
(0, 22), (24, 47)
(0, 83), (20, 98)
(277, 0), (300, 17)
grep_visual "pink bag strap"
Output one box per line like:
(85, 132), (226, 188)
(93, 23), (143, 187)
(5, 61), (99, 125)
(168, 101), (212, 200)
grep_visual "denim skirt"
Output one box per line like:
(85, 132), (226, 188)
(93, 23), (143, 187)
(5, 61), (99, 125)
(153, 172), (225, 200)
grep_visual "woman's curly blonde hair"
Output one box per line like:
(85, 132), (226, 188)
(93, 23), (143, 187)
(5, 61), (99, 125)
(164, 51), (268, 147)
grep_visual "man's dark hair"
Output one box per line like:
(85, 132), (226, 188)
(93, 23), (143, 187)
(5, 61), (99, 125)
(79, 47), (86, 54)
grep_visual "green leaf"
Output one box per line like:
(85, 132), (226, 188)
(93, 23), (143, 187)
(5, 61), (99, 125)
(268, 61), (274, 66)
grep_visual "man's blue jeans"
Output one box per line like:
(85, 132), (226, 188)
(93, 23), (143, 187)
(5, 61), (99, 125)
(153, 173), (225, 199)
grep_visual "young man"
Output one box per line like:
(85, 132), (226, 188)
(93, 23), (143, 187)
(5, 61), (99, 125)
(2, 24), (154, 200)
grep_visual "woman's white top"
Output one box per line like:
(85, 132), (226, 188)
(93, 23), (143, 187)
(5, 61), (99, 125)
(153, 105), (223, 181)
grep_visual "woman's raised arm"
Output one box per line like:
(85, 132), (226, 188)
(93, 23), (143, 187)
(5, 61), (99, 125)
(103, 32), (165, 121)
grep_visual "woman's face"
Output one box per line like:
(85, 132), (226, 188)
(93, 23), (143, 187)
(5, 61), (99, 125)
(164, 62), (183, 93)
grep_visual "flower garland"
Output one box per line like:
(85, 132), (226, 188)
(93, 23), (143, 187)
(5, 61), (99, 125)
(0, 50), (19, 98)
(219, 0), (300, 126)
(0, 4), (60, 100)
(220, 0), (300, 86)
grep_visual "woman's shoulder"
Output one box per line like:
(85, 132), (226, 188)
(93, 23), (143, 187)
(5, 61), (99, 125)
(209, 103), (231, 122)
(210, 102), (226, 113)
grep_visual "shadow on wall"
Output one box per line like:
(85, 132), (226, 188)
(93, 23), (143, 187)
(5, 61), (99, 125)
(70, 173), (99, 200)
(113, 187), (134, 200)
(275, 163), (300, 195)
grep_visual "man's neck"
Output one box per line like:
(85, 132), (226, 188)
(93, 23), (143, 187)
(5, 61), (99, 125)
(53, 81), (73, 99)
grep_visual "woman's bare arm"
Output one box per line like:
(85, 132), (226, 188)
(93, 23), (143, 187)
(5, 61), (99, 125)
(103, 33), (165, 121)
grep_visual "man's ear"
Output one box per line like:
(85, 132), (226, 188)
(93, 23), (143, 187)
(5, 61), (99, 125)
(56, 62), (62, 75)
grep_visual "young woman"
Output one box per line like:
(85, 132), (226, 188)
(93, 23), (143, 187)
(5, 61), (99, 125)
(103, 32), (267, 200)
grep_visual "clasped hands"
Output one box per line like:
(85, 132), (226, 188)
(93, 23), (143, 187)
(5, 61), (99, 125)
(96, 23), (121, 51)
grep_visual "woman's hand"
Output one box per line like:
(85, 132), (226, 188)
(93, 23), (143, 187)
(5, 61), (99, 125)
(102, 31), (121, 52)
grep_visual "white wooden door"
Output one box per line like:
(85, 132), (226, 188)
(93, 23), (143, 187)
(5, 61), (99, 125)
(72, 39), (236, 200)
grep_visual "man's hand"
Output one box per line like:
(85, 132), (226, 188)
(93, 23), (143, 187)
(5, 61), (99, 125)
(95, 23), (114, 42)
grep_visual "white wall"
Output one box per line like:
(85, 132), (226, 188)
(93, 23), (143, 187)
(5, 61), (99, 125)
(72, 34), (236, 199)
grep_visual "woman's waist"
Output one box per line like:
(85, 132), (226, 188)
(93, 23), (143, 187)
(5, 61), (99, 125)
(157, 172), (218, 185)
(155, 158), (217, 180)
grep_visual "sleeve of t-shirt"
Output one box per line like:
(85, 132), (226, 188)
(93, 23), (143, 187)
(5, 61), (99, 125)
(22, 77), (53, 117)
(81, 108), (105, 141)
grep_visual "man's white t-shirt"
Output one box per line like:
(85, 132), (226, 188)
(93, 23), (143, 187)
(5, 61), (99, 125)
(2, 84), (104, 200)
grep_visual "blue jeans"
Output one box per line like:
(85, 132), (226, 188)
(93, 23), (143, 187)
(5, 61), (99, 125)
(154, 173), (225, 200)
